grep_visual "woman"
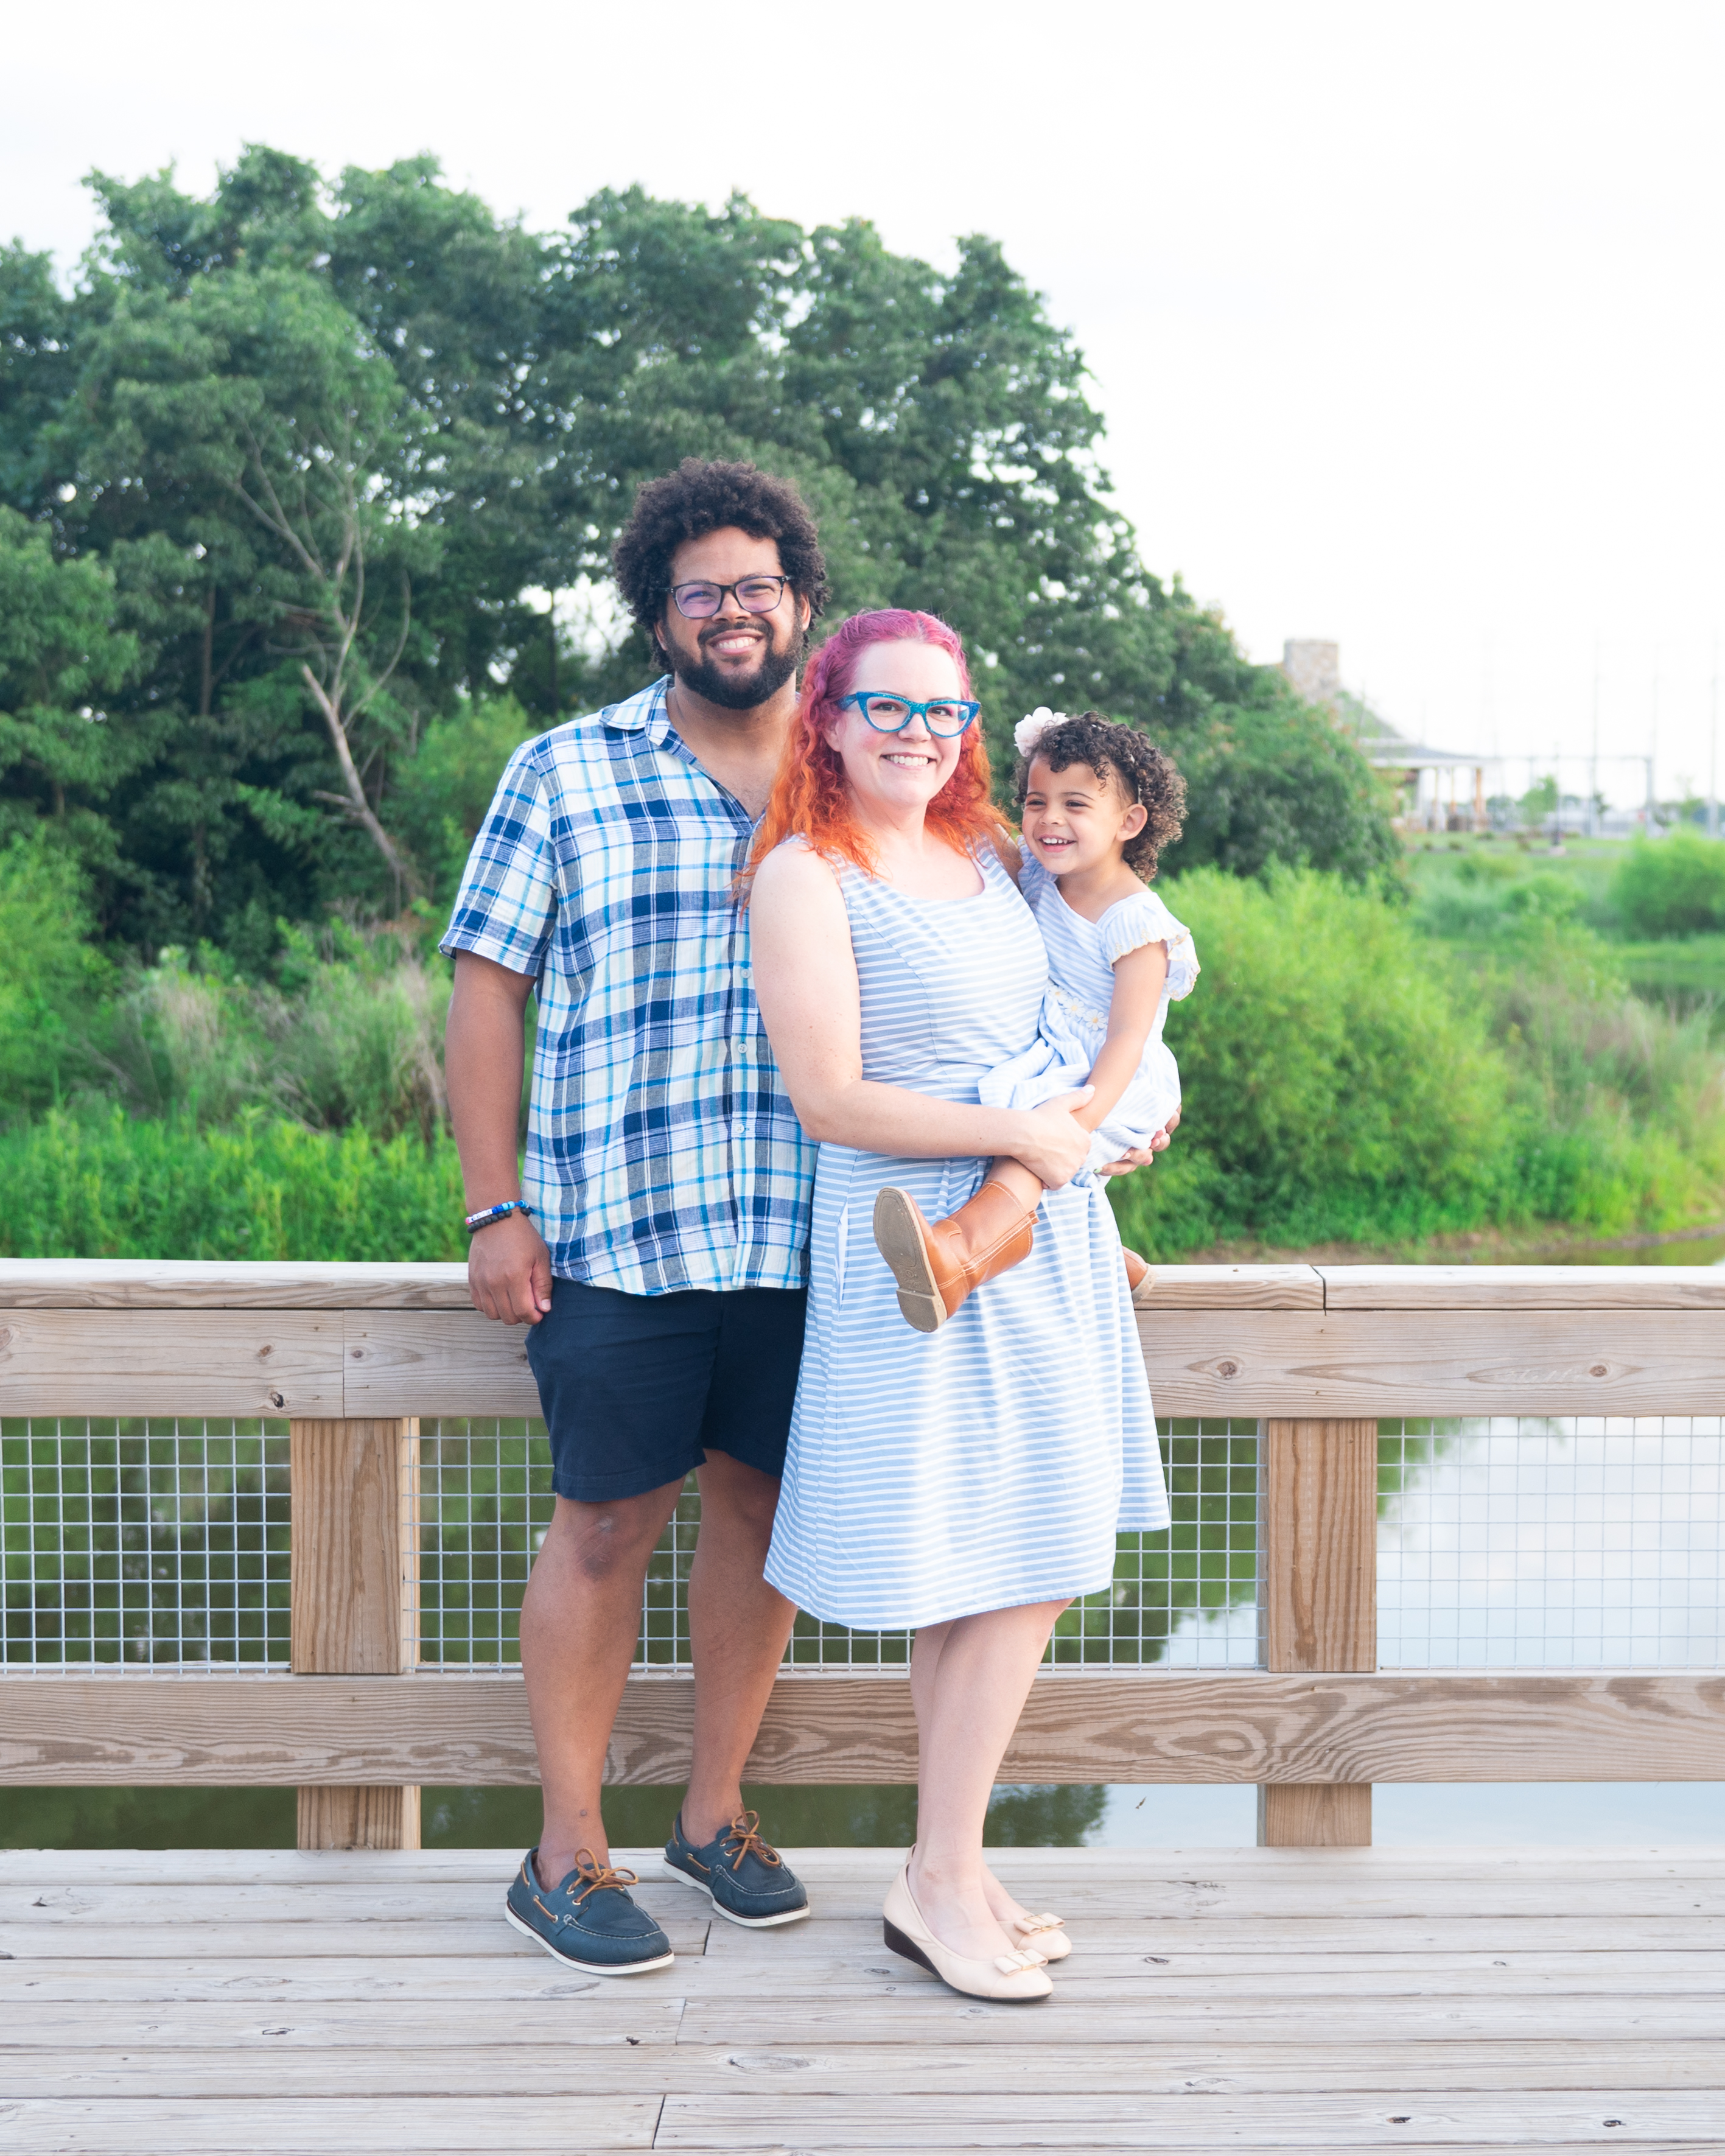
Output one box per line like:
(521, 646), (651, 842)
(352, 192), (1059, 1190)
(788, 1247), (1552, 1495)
(747, 609), (1169, 2003)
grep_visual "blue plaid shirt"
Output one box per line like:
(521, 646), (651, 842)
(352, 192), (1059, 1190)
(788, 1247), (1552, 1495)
(440, 677), (814, 1296)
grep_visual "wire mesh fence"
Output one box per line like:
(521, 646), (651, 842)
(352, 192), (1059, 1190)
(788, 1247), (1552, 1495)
(414, 1416), (1259, 1671)
(0, 1418), (290, 1668)
(1379, 1416), (1724, 1668)
(9, 1413), (1717, 1679)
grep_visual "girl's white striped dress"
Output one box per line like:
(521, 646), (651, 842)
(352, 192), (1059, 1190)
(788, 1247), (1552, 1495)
(763, 842), (1169, 1633)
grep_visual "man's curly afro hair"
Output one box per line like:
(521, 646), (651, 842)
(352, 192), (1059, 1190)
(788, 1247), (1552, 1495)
(612, 459), (831, 657)
(1014, 712), (1186, 882)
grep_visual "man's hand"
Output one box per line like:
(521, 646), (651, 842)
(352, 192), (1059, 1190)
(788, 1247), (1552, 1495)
(1096, 1107), (1180, 1180)
(447, 951), (548, 1323)
(467, 1210), (554, 1326)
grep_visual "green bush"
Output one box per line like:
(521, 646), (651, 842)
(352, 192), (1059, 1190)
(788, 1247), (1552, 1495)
(1109, 869), (1725, 1257)
(1108, 868), (1511, 1252)
(1612, 831), (1725, 938)
(0, 1108), (466, 1261)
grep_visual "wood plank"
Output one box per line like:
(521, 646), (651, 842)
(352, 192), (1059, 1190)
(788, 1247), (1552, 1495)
(9, 2045), (1725, 2101)
(295, 1786), (421, 1851)
(290, 1416), (420, 1852)
(0, 1917), (710, 1959)
(0, 2096), (658, 2152)
(1258, 1417), (1378, 1847)
(8, 1844), (1725, 1883)
(1135, 1265), (1325, 1309)
(5, 1670), (1725, 1785)
(5, 2039), (1724, 2098)
(0, 1259), (1319, 1312)
(1320, 1264), (1725, 1311)
(653, 2090), (1725, 2147)
(341, 1311), (539, 1416)
(290, 1422), (417, 1676)
(0, 1309), (343, 1416)
(1261, 1421), (1378, 1673)
(0, 1260), (474, 1310)
(1138, 1306), (1725, 1415)
(1258, 1783), (1373, 1846)
(7, 1987), (1725, 2054)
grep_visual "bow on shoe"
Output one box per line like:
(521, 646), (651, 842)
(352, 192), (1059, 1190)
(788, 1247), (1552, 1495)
(719, 1810), (783, 1872)
(992, 1945), (1051, 1975)
(1015, 1912), (1066, 1937)
(568, 1850), (642, 1903)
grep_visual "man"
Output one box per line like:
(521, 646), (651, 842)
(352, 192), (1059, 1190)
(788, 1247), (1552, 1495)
(443, 458), (825, 1973)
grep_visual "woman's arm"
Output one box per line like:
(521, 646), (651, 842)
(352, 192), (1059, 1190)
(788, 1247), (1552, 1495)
(749, 844), (1093, 1188)
(1074, 940), (1169, 1133)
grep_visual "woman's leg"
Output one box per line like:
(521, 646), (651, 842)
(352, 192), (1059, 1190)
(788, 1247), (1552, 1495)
(910, 1619), (1051, 1934)
(907, 1598), (1070, 1959)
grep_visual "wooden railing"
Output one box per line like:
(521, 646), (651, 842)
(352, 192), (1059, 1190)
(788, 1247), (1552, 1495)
(3, 1258), (1723, 1852)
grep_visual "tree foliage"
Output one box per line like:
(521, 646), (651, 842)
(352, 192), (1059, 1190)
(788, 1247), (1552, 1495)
(1, 149), (1394, 951)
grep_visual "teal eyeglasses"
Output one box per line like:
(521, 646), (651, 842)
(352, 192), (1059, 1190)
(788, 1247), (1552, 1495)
(836, 692), (982, 738)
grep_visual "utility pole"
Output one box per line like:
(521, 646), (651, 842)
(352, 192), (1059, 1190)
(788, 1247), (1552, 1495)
(1650, 662), (1660, 830)
(1710, 638), (1720, 839)
(1589, 641), (1600, 839)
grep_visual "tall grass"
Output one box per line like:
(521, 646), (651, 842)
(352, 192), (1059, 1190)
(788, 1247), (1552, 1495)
(0, 1108), (465, 1261)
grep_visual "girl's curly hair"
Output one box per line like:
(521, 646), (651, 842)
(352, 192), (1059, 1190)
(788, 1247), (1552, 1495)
(1014, 713), (1186, 880)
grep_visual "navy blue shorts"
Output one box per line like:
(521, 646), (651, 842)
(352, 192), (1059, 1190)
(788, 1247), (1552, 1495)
(524, 1278), (808, 1503)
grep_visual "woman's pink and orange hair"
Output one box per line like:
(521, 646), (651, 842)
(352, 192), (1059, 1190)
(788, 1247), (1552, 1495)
(747, 609), (1008, 883)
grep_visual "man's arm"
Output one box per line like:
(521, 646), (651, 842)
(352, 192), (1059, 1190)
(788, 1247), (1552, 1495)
(446, 950), (553, 1325)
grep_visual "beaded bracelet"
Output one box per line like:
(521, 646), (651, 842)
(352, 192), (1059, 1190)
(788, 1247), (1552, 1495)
(463, 1200), (533, 1235)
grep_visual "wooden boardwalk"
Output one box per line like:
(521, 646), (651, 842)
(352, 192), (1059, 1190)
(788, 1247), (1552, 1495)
(2, 1846), (1723, 2152)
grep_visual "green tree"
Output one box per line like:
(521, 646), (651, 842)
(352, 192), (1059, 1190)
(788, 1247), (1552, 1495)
(1, 150), (1396, 947)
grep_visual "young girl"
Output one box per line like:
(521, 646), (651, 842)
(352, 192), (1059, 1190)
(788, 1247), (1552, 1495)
(872, 707), (1197, 1334)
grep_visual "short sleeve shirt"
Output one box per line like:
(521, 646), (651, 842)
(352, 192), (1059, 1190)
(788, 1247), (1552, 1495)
(439, 677), (814, 1296)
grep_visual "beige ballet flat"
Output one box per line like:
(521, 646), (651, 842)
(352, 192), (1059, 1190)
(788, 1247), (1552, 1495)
(883, 1858), (1052, 2001)
(1007, 1910), (1071, 1961)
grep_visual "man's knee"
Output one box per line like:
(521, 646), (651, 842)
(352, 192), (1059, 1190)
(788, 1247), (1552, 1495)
(547, 1488), (678, 1584)
(695, 1452), (783, 1544)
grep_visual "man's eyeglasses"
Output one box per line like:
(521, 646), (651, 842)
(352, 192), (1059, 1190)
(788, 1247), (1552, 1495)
(669, 576), (791, 620)
(836, 692), (982, 739)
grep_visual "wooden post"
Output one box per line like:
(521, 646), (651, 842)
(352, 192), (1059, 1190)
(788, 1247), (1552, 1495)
(290, 1418), (420, 1850)
(1257, 1416), (1378, 1847)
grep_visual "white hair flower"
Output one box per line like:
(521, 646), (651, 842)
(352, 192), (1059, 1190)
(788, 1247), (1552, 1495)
(1015, 706), (1066, 757)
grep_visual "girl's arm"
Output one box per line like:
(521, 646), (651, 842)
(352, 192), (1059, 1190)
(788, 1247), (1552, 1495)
(749, 843), (1093, 1188)
(1074, 940), (1169, 1133)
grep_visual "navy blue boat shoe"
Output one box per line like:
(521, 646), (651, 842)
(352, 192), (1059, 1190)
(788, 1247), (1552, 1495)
(663, 1809), (811, 1928)
(504, 1848), (674, 1975)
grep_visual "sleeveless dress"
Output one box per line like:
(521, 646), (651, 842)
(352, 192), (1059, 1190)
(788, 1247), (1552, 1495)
(978, 856), (1200, 1180)
(762, 844), (1170, 1633)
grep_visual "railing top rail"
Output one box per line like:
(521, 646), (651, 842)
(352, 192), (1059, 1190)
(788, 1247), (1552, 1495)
(5, 1256), (1725, 1311)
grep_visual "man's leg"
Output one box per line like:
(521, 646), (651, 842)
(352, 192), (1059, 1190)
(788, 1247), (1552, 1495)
(681, 1449), (798, 1846)
(520, 1481), (683, 1883)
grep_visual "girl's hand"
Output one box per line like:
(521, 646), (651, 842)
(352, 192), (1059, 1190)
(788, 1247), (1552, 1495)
(1012, 1088), (1094, 1188)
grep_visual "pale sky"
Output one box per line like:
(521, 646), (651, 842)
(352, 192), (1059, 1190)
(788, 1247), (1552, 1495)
(7, 0), (1723, 805)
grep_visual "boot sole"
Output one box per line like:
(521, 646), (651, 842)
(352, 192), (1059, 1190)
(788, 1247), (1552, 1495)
(872, 1188), (947, 1334)
(503, 1901), (675, 1976)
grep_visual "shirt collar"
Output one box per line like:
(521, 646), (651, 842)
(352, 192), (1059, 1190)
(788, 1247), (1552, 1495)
(601, 675), (673, 739)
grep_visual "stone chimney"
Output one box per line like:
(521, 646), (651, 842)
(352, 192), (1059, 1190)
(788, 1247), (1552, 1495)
(1282, 639), (1341, 710)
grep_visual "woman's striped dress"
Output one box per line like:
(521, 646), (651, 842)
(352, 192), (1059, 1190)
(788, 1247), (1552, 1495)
(763, 844), (1169, 1633)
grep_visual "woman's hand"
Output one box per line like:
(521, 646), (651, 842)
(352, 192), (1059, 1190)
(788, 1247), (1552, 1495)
(1011, 1088), (1094, 1189)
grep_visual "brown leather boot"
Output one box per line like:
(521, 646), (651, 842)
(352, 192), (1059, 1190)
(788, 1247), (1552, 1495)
(872, 1181), (1038, 1334)
(1123, 1248), (1155, 1299)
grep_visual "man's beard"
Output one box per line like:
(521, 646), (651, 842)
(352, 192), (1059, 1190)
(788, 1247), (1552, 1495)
(670, 626), (800, 710)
